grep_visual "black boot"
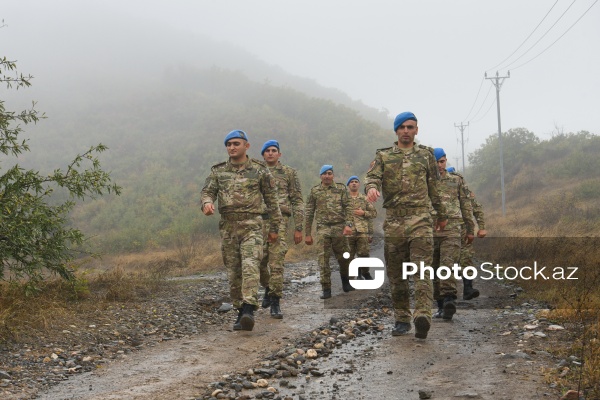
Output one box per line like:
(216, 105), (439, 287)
(320, 288), (332, 299)
(270, 296), (283, 319)
(442, 296), (457, 320)
(414, 315), (431, 339)
(463, 279), (480, 300)
(240, 303), (255, 331)
(361, 269), (374, 280)
(391, 321), (411, 336)
(341, 276), (355, 292)
(233, 308), (243, 331)
(433, 299), (444, 318)
(261, 287), (272, 308)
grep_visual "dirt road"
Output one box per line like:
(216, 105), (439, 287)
(36, 246), (560, 400)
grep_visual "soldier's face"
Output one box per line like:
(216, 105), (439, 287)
(395, 121), (418, 147)
(262, 146), (281, 165)
(320, 170), (334, 186)
(348, 180), (359, 192)
(437, 157), (447, 175)
(226, 139), (249, 160)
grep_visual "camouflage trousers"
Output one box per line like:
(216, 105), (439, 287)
(347, 232), (370, 259)
(432, 221), (462, 300)
(316, 223), (350, 289)
(259, 215), (290, 298)
(383, 213), (434, 324)
(219, 217), (263, 309)
(459, 233), (475, 268)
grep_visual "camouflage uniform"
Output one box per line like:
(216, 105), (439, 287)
(432, 171), (474, 300)
(460, 185), (485, 268)
(364, 143), (447, 325)
(201, 157), (281, 309)
(347, 193), (377, 259)
(259, 162), (304, 298)
(305, 182), (353, 289)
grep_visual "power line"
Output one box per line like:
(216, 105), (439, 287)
(462, 78), (485, 122)
(471, 97), (497, 124)
(486, 0), (560, 73)
(510, 0), (599, 71)
(500, 0), (578, 71)
(467, 84), (493, 123)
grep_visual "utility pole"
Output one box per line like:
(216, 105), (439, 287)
(485, 70), (510, 216)
(454, 122), (469, 173)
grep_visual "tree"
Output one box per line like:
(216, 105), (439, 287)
(0, 57), (121, 289)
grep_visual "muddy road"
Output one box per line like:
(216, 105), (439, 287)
(36, 245), (559, 400)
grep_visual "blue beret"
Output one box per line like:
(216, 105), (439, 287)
(261, 139), (280, 155)
(224, 130), (249, 146)
(346, 175), (359, 186)
(433, 148), (446, 161)
(393, 112), (418, 132)
(446, 166), (456, 173)
(319, 164), (333, 175)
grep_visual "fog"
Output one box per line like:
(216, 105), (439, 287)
(2, 0), (599, 167)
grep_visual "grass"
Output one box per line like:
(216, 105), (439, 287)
(483, 184), (600, 398)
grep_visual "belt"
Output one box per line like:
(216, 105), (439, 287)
(221, 213), (261, 221)
(387, 207), (430, 217)
(321, 221), (345, 226)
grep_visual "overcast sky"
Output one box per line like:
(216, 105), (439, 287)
(3, 0), (599, 168)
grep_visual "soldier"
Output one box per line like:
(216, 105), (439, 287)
(457, 172), (487, 300)
(200, 130), (282, 331)
(305, 165), (354, 299)
(431, 149), (475, 320)
(346, 175), (377, 280)
(259, 140), (304, 319)
(365, 111), (447, 339)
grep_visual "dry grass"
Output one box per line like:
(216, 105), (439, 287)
(484, 184), (600, 397)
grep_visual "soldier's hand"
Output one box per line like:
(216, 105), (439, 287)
(267, 232), (279, 243)
(367, 188), (380, 203)
(202, 203), (215, 216)
(354, 208), (365, 216)
(466, 234), (475, 244)
(368, 236), (373, 244)
(477, 229), (487, 238)
(305, 235), (314, 245)
(342, 226), (353, 236)
(293, 230), (303, 245)
(435, 219), (447, 231)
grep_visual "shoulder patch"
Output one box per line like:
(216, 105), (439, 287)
(211, 161), (227, 170)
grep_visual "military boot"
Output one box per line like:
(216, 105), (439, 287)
(433, 299), (444, 318)
(341, 276), (356, 292)
(442, 296), (457, 320)
(320, 288), (332, 299)
(270, 296), (283, 319)
(233, 308), (243, 331)
(239, 303), (255, 331)
(360, 268), (374, 280)
(414, 315), (431, 339)
(463, 278), (480, 300)
(391, 321), (411, 336)
(261, 287), (272, 308)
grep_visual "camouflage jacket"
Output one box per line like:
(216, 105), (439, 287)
(200, 156), (282, 233)
(305, 182), (353, 235)
(348, 193), (377, 234)
(463, 184), (485, 230)
(364, 143), (447, 219)
(436, 172), (475, 235)
(266, 162), (305, 231)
